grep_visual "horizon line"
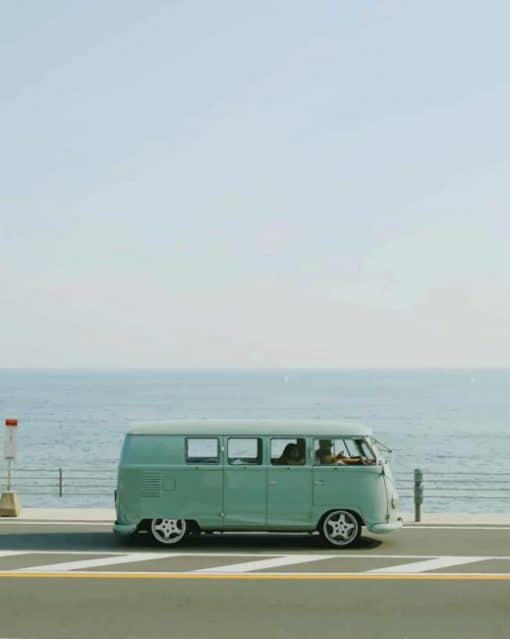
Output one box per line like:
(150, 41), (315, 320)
(0, 367), (508, 373)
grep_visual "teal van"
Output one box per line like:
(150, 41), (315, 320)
(114, 420), (402, 547)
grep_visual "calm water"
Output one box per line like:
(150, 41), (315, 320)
(0, 369), (508, 512)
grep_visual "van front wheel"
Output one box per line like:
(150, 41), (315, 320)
(320, 510), (361, 547)
(150, 518), (187, 545)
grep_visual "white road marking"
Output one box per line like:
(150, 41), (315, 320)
(0, 520), (112, 526)
(1, 551), (508, 576)
(194, 554), (329, 573)
(17, 552), (180, 572)
(368, 555), (490, 573)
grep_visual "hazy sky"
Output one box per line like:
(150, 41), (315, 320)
(1, 1), (509, 368)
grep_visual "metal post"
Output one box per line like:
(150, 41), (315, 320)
(6, 458), (13, 492)
(414, 468), (424, 522)
(1, 418), (21, 516)
(58, 467), (63, 498)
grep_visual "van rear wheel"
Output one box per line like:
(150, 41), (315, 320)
(150, 518), (187, 545)
(320, 510), (361, 547)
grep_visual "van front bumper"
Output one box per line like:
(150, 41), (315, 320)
(113, 521), (138, 537)
(367, 518), (403, 534)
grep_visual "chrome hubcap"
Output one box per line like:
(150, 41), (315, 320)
(324, 511), (358, 545)
(151, 518), (186, 544)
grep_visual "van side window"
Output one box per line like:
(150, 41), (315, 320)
(271, 438), (306, 465)
(227, 438), (262, 465)
(314, 438), (376, 465)
(185, 438), (219, 464)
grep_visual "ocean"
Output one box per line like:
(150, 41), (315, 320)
(0, 369), (508, 512)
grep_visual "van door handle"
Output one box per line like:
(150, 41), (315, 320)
(269, 480), (278, 486)
(314, 480), (326, 486)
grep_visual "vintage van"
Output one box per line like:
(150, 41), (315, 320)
(114, 420), (402, 547)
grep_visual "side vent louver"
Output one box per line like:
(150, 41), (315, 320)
(142, 471), (163, 497)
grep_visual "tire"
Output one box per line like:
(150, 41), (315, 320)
(149, 518), (187, 546)
(320, 510), (361, 547)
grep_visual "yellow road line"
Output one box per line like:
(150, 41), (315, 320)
(0, 572), (508, 581)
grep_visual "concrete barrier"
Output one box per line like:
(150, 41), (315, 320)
(0, 491), (21, 517)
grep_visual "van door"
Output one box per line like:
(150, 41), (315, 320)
(266, 437), (313, 528)
(223, 437), (266, 528)
(178, 437), (224, 528)
(312, 437), (384, 522)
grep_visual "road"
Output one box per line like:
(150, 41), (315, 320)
(0, 520), (508, 639)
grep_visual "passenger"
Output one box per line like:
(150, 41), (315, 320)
(287, 444), (304, 465)
(279, 443), (304, 465)
(315, 440), (369, 465)
(335, 449), (349, 463)
(317, 449), (337, 465)
(315, 439), (334, 464)
(316, 442), (346, 465)
(337, 452), (369, 465)
(278, 443), (295, 465)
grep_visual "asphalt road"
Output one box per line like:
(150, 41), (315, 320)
(0, 520), (508, 639)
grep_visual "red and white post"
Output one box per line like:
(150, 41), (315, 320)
(0, 418), (21, 517)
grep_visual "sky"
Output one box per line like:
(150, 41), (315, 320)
(1, 0), (509, 368)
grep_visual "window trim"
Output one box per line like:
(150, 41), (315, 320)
(185, 436), (220, 465)
(226, 437), (263, 466)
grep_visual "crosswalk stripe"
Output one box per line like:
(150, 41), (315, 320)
(16, 552), (180, 572)
(368, 556), (489, 573)
(194, 554), (329, 573)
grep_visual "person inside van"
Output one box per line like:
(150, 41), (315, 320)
(279, 443), (304, 465)
(317, 448), (339, 465)
(289, 443), (305, 465)
(315, 439), (370, 465)
(315, 440), (342, 465)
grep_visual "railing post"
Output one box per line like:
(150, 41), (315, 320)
(58, 467), (63, 498)
(414, 468), (423, 522)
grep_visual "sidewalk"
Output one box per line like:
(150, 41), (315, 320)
(17, 508), (116, 521)
(7, 508), (510, 526)
(401, 512), (510, 525)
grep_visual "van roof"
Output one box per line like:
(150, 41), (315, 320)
(128, 419), (372, 437)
